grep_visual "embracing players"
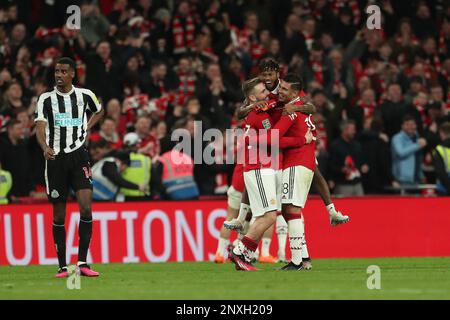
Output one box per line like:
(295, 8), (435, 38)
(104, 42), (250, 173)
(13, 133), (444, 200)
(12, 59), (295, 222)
(228, 77), (314, 270)
(223, 58), (348, 269)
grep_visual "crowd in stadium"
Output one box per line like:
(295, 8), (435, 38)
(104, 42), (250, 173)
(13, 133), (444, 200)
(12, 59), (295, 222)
(1, 0), (450, 203)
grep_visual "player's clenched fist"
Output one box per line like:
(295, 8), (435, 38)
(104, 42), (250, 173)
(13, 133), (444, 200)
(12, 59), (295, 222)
(43, 146), (55, 160)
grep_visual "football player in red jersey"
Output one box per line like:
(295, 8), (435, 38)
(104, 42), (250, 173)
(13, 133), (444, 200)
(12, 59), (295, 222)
(276, 74), (319, 270)
(228, 78), (314, 271)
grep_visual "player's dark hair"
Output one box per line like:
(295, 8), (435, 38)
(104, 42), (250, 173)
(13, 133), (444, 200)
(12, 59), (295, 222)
(242, 77), (262, 98)
(283, 73), (303, 91)
(56, 57), (76, 71)
(258, 58), (280, 72)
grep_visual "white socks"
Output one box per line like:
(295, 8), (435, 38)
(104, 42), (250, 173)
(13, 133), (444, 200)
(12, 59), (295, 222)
(216, 238), (229, 256)
(288, 218), (304, 265)
(326, 203), (335, 213)
(261, 238), (271, 257)
(276, 215), (288, 259)
(301, 216), (309, 259)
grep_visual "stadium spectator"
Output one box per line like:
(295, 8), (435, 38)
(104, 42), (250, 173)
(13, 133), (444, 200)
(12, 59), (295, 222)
(89, 116), (123, 150)
(328, 119), (368, 196)
(0, 81), (27, 118)
(104, 98), (128, 136)
(376, 83), (407, 138)
(81, 40), (121, 103)
(349, 88), (377, 133)
(79, 1), (110, 47)
(412, 2), (437, 40)
(391, 115), (427, 186)
(359, 117), (399, 193)
(0, 120), (33, 197)
(134, 114), (159, 158)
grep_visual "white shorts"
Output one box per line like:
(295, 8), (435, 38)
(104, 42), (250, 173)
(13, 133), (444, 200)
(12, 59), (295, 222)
(244, 168), (282, 217)
(227, 185), (243, 210)
(282, 165), (314, 208)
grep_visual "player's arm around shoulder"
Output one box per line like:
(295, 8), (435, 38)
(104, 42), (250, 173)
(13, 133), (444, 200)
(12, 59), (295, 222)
(283, 98), (316, 115)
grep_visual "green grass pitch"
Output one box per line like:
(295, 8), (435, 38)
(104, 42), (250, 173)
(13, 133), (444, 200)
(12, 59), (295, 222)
(1, 257), (449, 300)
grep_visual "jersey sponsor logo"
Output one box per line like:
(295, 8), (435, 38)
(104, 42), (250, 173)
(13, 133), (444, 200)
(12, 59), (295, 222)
(54, 113), (82, 127)
(51, 189), (59, 198)
(261, 119), (271, 129)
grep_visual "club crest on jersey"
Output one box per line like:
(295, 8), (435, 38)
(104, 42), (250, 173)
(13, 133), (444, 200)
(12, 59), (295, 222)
(262, 119), (271, 129)
(51, 189), (59, 198)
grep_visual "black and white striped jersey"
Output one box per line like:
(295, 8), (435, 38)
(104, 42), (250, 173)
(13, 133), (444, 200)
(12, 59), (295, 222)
(34, 86), (102, 155)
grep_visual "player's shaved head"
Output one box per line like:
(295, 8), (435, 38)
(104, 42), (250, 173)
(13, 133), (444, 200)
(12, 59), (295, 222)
(283, 73), (303, 92)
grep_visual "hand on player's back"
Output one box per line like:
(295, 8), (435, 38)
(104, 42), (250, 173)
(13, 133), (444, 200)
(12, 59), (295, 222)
(305, 128), (313, 144)
(282, 103), (297, 115)
(43, 146), (55, 160)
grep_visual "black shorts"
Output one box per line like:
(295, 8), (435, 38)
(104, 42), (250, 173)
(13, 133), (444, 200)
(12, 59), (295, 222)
(45, 147), (93, 203)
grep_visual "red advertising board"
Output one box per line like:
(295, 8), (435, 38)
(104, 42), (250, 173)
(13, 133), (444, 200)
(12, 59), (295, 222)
(0, 197), (449, 266)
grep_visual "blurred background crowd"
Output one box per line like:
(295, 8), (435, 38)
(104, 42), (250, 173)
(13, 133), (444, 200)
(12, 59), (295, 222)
(1, 0), (450, 203)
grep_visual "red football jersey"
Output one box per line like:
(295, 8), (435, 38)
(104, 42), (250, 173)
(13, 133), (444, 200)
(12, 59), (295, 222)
(280, 99), (317, 171)
(242, 110), (276, 172)
(242, 109), (306, 172)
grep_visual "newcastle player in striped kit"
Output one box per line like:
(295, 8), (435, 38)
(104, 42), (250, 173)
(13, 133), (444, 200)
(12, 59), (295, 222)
(35, 57), (103, 277)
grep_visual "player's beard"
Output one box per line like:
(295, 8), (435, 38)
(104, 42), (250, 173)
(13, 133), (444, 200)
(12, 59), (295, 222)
(265, 79), (279, 92)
